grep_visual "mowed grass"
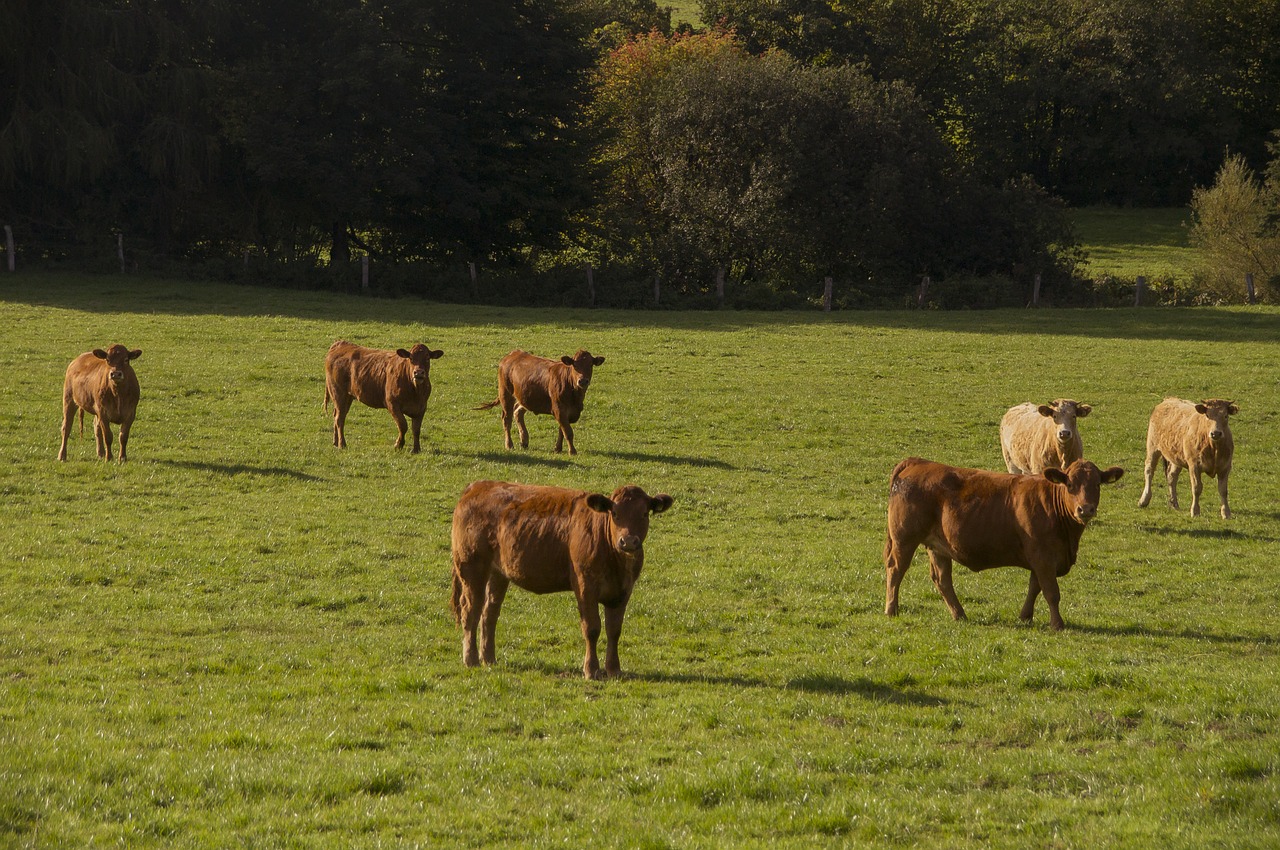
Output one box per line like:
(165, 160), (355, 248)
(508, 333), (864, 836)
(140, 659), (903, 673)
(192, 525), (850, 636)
(1072, 206), (1200, 281)
(1, 273), (1278, 848)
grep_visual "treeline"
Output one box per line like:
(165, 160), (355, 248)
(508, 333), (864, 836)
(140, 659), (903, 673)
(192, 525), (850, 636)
(3, 0), (1277, 306)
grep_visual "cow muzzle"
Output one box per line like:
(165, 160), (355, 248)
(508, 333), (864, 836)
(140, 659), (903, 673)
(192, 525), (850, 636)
(1057, 429), (1074, 443)
(1210, 430), (1224, 441)
(617, 535), (642, 554)
(413, 371), (428, 384)
(1075, 504), (1097, 522)
(109, 370), (125, 382)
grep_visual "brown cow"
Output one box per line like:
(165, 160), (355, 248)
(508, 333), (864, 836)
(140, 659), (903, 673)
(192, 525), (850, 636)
(476, 349), (604, 455)
(323, 340), (443, 453)
(58, 344), (142, 462)
(999, 399), (1091, 474)
(884, 457), (1124, 630)
(449, 480), (674, 679)
(1138, 397), (1237, 518)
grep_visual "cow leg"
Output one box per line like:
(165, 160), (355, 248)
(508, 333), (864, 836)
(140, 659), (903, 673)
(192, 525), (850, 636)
(389, 406), (408, 450)
(1218, 470), (1231, 519)
(499, 399), (516, 449)
(98, 419), (113, 461)
(1020, 572), (1041, 622)
(1032, 565), (1065, 630)
(58, 401), (76, 461)
(409, 414), (423, 454)
(883, 532), (916, 617)
(1137, 449), (1160, 507)
(478, 573), (508, 666)
(1165, 461), (1182, 510)
(118, 417), (132, 462)
(575, 593), (603, 680)
(557, 419), (576, 455)
(1187, 464), (1203, 517)
(514, 407), (530, 450)
(458, 571), (488, 668)
(928, 550), (966, 621)
(332, 396), (351, 448)
(603, 602), (627, 678)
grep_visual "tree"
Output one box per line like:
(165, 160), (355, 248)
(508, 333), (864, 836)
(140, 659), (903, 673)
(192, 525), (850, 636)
(1189, 147), (1280, 302)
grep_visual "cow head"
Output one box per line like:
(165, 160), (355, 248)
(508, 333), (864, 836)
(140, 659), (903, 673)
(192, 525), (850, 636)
(1037, 399), (1090, 446)
(93, 345), (142, 383)
(1195, 399), (1237, 442)
(586, 485), (674, 556)
(397, 344), (444, 385)
(560, 349), (605, 391)
(1043, 460), (1124, 524)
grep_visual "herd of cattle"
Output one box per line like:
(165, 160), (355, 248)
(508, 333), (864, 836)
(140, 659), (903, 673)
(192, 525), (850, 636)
(57, 340), (1238, 679)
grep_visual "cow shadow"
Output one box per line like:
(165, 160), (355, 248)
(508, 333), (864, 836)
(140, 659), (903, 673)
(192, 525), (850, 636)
(462, 451), (575, 469)
(155, 459), (323, 481)
(1071, 622), (1276, 647)
(594, 449), (735, 470)
(1138, 524), (1280, 544)
(786, 673), (955, 707)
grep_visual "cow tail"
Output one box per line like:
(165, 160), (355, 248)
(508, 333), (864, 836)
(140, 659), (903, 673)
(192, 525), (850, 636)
(449, 571), (463, 625)
(322, 383), (330, 413)
(474, 398), (500, 411)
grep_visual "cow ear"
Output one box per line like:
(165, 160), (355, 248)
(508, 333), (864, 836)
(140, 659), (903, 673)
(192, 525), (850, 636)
(92, 349), (108, 360)
(1037, 405), (1055, 417)
(1195, 403), (1208, 415)
(593, 355), (606, 366)
(396, 348), (412, 359)
(1076, 403), (1091, 417)
(561, 355), (574, 366)
(585, 494), (613, 513)
(1100, 467), (1125, 484)
(1042, 468), (1068, 485)
(128, 349), (142, 360)
(1228, 402), (1239, 416)
(430, 349), (444, 360)
(649, 494), (674, 514)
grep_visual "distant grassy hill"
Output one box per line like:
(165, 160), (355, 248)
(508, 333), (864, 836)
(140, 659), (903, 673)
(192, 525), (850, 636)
(1071, 206), (1199, 281)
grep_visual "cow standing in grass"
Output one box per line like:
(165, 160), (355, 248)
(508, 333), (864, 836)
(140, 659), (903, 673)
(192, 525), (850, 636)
(323, 340), (443, 453)
(884, 457), (1124, 630)
(450, 481), (673, 679)
(58, 344), (142, 462)
(1138, 398), (1237, 518)
(999, 399), (1091, 474)
(476, 349), (604, 455)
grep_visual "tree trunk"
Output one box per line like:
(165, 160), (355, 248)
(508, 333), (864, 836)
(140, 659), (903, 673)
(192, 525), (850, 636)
(330, 221), (350, 268)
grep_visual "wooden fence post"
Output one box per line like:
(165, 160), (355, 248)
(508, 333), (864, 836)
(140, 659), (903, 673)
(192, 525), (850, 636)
(586, 263), (595, 307)
(468, 261), (478, 298)
(361, 254), (370, 293)
(5, 225), (14, 271)
(917, 275), (930, 308)
(823, 277), (833, 312)
(1134, 275), (1146, 307)
(716, 267), (725, 308)
(117, 233), (125, 273)
(1032, 272), (1041, 307)
(1246, 272), (1256, 305)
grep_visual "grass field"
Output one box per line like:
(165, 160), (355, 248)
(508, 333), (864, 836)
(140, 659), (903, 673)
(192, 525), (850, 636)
(1071, 207), (1199, 282)
(2, 273), (1278, 847)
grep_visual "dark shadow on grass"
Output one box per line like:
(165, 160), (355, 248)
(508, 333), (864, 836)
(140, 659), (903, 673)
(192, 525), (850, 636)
(461, 451), (575, 470)
(155, 459), (323, 481)
(786, 674), (953, 707)
(1138, 524), (1280, 544)
(1071, 621), (1277, 646)
(593, 449), (735, 470)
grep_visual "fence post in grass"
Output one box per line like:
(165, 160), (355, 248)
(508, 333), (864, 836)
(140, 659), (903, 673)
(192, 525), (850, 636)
(1246, 272), (1256, 304)
(917, 275), (930, 308)
(716, 266), (725, 308)
(1135, 275), (1146, 307)
(5, 224), (15, 271)
(468, 261), (478, 298)
(361, 253), (369, 294)
(1032, 272), (1041, 307)
(823, 276), (833, 312)
(117, 232), (125, 273)
(586, 263), (595, 307)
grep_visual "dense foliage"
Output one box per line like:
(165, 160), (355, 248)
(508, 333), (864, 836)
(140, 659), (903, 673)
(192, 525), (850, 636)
(2, 0), (1277, 304)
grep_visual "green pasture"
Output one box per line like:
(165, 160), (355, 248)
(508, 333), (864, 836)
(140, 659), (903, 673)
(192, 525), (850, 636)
(1, 274), (1278, 847)
(1072, 206), (1199, 281)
